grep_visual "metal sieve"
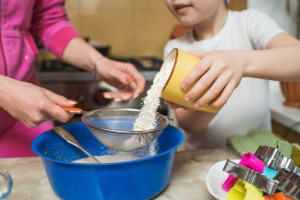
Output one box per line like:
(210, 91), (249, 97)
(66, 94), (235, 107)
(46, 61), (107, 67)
(81, 108), (169, 152)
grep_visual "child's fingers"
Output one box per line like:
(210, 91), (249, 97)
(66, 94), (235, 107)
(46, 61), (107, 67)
(192, 74), (229, 108)
(180, 59), (211, 90)
(209, 82), (235, 109)
(184, 66), (218, 104)
(187, 50), (208, 59)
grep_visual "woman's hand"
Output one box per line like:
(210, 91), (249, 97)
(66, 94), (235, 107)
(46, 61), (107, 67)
(0, 77), (75, 128)
(94, 57), (146, 102)
(61, 37), (146, 102)
(181, 50), (247, 109)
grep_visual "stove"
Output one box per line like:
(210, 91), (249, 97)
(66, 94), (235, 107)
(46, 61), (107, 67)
(37, 58), (168, 124)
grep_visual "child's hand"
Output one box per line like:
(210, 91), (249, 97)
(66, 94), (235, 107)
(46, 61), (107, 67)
(181, 50), (246, 109)
(164, 100), (194, 111)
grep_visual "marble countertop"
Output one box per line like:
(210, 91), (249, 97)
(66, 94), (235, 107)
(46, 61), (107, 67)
(1, 149), (237, 200)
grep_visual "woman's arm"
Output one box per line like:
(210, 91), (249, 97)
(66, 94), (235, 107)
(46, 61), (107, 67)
(61, 37), (145, 101)
(30, 0), (145, 101)
(30, 0), (81, 59)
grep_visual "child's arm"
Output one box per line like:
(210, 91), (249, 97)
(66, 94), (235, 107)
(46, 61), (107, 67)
(181, 33), (300, 110)
(171, 32), (300, 133)
(244, 33), (300, 81)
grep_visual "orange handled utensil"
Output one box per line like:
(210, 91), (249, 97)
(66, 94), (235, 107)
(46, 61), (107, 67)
(61, 106), (85, 114)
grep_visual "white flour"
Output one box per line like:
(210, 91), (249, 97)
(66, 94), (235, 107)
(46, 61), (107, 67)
(133, 58), (174, 131)
(73, 154), (138, 163)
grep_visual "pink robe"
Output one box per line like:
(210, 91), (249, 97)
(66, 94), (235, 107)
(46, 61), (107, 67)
(0, 0), (81, 157)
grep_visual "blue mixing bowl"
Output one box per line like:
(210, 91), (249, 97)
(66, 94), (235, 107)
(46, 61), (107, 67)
(32, 121), (184, 200)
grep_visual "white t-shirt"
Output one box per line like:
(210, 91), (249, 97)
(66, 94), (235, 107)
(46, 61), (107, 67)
(163, 9), (284, 149)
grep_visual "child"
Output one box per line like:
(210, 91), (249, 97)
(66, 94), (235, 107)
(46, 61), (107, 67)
(163, 0), (300, 149)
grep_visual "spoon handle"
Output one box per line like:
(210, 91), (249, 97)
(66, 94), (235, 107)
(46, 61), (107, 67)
(52, 127), (101, 164)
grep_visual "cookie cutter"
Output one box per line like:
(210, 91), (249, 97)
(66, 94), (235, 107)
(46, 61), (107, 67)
(254, 146), (294, 172)
(223, 159), (278, 195)
(222, 152), (264, 192)
(273, 168), (300, 200)
(226, 179), (264, 200)
(293, 166), (300, 176)
(262, 168), (278, 179)
(264, 192), (295, 200)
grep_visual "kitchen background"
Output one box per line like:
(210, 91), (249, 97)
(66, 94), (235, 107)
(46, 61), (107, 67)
(37, 0), (246, 61)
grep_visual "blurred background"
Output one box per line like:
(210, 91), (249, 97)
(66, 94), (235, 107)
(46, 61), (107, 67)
(37, 0), (247, 60)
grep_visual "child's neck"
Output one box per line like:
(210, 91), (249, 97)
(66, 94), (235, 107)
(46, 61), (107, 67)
(193, 9), (228, 41)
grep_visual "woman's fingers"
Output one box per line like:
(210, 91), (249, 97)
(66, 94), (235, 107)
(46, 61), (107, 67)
(41, 89), (74, 123)
(43, 89), (76, 107)
(45, 105), (72, 123)
(103, 89), (133, 102)
(125, 64), (146, 97)
(23, 100), (72, 128)
(98, 60), (146, 100)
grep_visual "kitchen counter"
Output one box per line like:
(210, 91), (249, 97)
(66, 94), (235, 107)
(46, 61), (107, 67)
(1, 149), (237, 200)
(270, 81), (300, 133)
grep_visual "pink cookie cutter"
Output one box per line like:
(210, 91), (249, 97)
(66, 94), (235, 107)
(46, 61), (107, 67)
(222, 152), (265, 192)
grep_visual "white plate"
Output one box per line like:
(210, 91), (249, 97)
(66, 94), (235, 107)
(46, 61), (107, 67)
(206, 159), (240, 200)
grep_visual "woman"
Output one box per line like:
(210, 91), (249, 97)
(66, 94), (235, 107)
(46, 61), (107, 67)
(0, 0), (145, 157)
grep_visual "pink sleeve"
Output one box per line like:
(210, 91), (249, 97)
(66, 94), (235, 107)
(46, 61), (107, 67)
(30, 0), (81, 59)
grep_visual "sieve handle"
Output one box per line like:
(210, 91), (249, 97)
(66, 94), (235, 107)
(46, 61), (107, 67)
(60, 106), (85, 114)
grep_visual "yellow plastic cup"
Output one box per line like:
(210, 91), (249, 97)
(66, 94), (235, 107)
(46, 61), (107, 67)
(161, 48), (220, 113)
